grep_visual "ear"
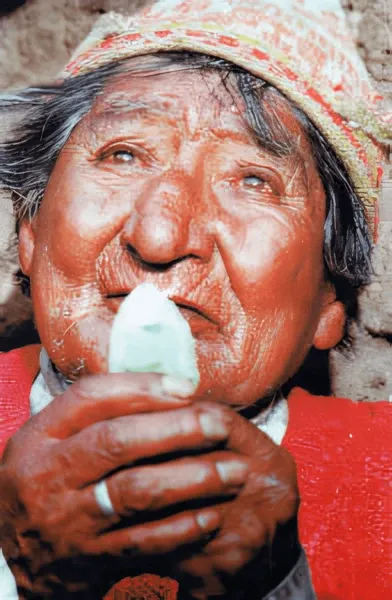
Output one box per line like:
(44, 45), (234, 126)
(18, 219), (36, 276)
(313, 287), (346, 351)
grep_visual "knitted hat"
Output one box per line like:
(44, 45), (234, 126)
(63, 0), (391, 238)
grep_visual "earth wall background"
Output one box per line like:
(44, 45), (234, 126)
(0, 0), (391, 399)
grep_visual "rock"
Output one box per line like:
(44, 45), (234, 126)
(330, 324), (392, 401)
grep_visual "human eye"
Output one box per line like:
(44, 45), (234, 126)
(110, 149), (135, 164)
(239, 171), (281, 203)
(90, 140), (154, 171)
(242, 174), (267, 189)
(95, 144), (136, 165)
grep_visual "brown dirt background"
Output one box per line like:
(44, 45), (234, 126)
(0, 0), (391, 400)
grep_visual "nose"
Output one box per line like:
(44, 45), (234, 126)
(121, 173), (214, 266)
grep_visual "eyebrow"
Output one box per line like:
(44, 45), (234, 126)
(93, 93), (304, 162)
(96, 94), (174, 118)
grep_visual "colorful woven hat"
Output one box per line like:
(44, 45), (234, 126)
(63, 0), (391, 238)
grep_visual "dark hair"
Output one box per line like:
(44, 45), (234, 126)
(0, 51), (372, 308)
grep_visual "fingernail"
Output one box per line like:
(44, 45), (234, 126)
(199, 412), (229, 440)
(162, 376), (196, 398)
(216, 460), (249, 485)
(196, 509), (221, 532)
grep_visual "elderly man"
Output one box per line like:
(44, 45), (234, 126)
(0, 1), (391, 599)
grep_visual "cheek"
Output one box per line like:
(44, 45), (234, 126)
(214, 210), (326, 400)
(218, 208), (325, 315)
(30, 157), (132, 373)
(31, 269), (114, 376)
(36, 159), (131, 281)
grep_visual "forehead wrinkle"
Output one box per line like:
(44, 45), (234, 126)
(93, 101), (167, 121)
(94, 87), (181, 118)
(208, 126), (256, 146)
(85, 77), (312, 177)
(100, 98), (150, 114)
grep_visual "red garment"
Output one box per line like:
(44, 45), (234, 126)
(284, 388), (391, 600)
(0, 347), (391, 599)
(0, 345), (40, 457)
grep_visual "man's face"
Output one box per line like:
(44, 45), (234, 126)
(20, 65), (337, 407)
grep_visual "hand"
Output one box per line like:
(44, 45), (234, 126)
(171, 407), (300, 599)
(0, 374), (249, 599)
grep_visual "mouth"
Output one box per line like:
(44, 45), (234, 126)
(170, 295), (218, 335)
(105, 292), (129, 314)
(105, 291), (218, 336)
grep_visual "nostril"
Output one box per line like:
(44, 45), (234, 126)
(126, 244), (140, 261)
(126, 243), (165, 271)
(125, 243), (185, 272)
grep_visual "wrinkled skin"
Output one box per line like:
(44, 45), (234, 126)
(1, 62), (345, 598)
(1, 373), (298, 598)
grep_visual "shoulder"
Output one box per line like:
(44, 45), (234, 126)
(284, 387), (391, 445)
(0, 345), (40, 456)
(283, 386), (391, 475)
(283, 386), (391, 484)
(282, 388), (392, 599)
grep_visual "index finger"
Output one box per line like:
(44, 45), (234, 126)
(35, 373), (194, 439)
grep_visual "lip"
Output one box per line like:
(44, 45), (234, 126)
(105, 293), (128, 313)
(169, 294), (219, 336)
(105, 290), (219, 334)
(169, 295), (217, 325)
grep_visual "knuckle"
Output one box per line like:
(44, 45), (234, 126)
(244, 524), (265, 550)
(258, 463), (299, 518)
(115, 470), (162, 514)
(173, 406), (199, 436)
(154, 406), (198, 442)
(213, 548), (250, 575)
(202, 460), (219, 483)
(95, 421), (124, 460)
(66, 374), (108, 403)
(122, 530), (145, 556)
(12, 470), (38, 508)
(236, 510), (265, 549)
(66, 377), (93, 402)
(197, 400), (232, 419)
(193, 403), (231, 435)
(18, 485), (51, 525)
(256, 447), (299, 502)
(53, 445), (76, 472)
